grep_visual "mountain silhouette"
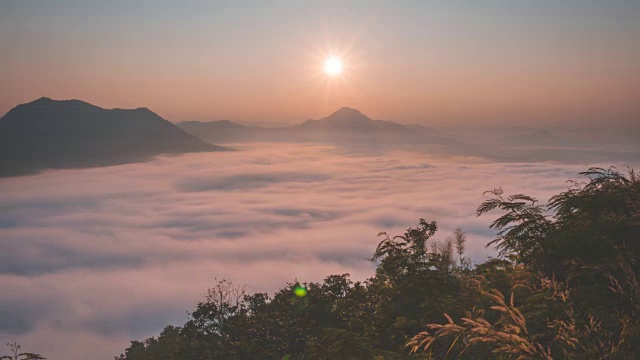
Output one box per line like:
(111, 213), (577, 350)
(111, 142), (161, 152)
(294, 107), (410, 133)
(0, 97), (227, 177)
(504, 129), (558, 146)
(178, 107), (449, 148)
(179, 119), (250, 142)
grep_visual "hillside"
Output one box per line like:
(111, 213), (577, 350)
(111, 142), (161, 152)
(0, 97), (227, 177)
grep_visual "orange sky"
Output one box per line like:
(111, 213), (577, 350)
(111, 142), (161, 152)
(1, 1), (639, 127)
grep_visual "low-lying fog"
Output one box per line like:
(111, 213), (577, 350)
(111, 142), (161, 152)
(1, 142), (636, 359)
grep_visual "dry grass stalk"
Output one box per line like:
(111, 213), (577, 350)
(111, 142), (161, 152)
(407, 289), (552, 359)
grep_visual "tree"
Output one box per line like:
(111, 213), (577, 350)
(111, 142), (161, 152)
(372, 218), (437, 282)
(1, 343), (45, 360)
(181, 278), (248, 359)
(119, 167), (640, 360)
(453, 228), (468, 268)
(411, 167), (640, 359)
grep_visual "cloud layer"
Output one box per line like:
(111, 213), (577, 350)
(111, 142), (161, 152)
(0, 143), (631, 359)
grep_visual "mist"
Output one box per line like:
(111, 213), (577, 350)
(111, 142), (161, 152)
(1, 142), (634, 359)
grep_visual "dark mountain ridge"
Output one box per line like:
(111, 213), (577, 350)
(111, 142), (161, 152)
(0, 97), (227, 177)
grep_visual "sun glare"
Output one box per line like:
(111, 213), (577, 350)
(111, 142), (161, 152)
(324, 56), (343, 76)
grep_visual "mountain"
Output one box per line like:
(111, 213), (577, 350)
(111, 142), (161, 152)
(178, 107), (449, 146)
(180, 119), (246, 134)
(504, 129), (559, 146)
(0, 97), (227, 177)
(179, 120), (251, 143)
(293, 107), (410, 133)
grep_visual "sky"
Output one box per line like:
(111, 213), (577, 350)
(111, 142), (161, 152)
(1, 0), (639, 127)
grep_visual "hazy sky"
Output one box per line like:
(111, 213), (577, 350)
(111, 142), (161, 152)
(1, 0), (639, 126)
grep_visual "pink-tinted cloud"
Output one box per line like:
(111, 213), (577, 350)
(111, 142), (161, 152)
(0, 143), (634, 359)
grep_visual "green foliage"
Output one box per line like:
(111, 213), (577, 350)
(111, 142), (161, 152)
(118, 167), (640, 360)
(414, 167), (640, 359)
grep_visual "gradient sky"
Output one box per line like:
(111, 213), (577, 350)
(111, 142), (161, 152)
(1, 0), (639, 127)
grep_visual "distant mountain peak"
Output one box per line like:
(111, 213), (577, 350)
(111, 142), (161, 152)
(504, 128), (557, 145)
(532, 129), (553, 137)
(22, 97), (98, 110)
(291, 107), (416, 135)
(331, 107), (364, 115)
(31, 97), (54, 104)
(521, 129), (555, 140)
(180, 120), (246, 128)
(216, 120), (243, 126)
(318, 107), (373, 126)
(327, 107), (368, 119)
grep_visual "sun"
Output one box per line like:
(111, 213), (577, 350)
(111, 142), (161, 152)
(323, 56), (343, 76)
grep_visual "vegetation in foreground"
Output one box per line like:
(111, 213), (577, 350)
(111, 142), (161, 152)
(117, 167), (640, 359)
(1, 342), (45, 360)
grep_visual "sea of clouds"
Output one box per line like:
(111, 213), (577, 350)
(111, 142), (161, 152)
(0, 142), (627, 359)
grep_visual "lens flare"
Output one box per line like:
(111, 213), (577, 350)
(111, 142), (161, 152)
(294, 285), (308, 297)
